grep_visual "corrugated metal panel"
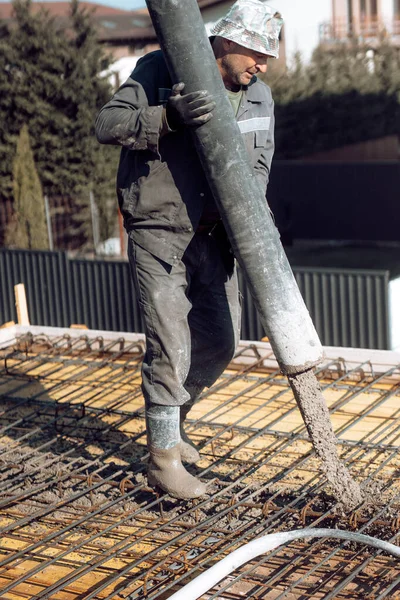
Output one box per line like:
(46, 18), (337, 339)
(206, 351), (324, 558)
(0, 249), (390, 349)
(68, 258), (144, 332)
(293, 267), (390, 350)
(237, 266), (390, 349)
(0, 249), (71, 327)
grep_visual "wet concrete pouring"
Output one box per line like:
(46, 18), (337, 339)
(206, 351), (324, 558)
(0, 331), (399, 599)
(288, 369), (363, 511)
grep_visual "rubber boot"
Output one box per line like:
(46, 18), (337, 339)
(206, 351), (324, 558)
(180, 401), (201, 464)
(146, 403), (207, 499)
(144, 403), (199, 464)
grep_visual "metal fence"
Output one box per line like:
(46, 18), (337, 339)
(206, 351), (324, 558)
(238, 267), (390, 349)
(0, 248), (390, 349)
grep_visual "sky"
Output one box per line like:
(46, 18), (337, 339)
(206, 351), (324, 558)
(0, 0), (147, 5)
(89, 0), (146, 7)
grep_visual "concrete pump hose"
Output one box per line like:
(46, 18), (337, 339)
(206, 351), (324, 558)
(167, 528), (400, 600)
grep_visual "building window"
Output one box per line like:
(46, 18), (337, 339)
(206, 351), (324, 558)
(101, 20), (117, 29)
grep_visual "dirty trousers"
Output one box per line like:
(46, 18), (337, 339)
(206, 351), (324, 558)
(128, 232), (241, 407)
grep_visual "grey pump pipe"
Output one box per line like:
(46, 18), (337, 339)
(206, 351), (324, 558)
(145, 0), (364, 511)
(145, 0), (323, 375)
(167, 528), (400, 600)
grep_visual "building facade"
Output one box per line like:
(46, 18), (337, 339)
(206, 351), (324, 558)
(323, 0), (400, 41)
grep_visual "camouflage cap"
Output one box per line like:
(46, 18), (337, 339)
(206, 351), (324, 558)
(210, 0), (283, 58)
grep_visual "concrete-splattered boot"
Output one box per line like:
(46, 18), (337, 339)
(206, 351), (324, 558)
(146, 403), (207, 500)
(180, 401), (201, 464)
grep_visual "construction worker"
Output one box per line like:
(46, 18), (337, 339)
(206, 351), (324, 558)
(95, 0), (283, 500)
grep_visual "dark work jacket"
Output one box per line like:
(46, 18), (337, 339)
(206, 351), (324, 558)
(95, 50), (275, 266)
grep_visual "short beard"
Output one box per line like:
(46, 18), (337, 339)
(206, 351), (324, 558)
(220, 57), (242, 91)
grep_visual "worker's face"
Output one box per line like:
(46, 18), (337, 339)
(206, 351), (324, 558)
(217, 40), (270, 91)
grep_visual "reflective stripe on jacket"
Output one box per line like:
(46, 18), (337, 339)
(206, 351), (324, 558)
(95, 50), (275, 266)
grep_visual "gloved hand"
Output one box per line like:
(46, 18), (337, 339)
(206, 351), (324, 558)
(166, 82), (216, 130)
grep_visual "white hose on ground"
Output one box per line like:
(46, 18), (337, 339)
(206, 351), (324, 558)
(167, 528), (400, 600)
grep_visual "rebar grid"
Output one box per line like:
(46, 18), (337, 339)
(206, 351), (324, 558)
(0, 332), (399, 600)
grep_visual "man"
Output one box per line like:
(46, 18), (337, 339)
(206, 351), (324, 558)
(95, 0), (283, 500)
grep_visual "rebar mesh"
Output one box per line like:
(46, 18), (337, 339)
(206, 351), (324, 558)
(0, 331), (399, 599)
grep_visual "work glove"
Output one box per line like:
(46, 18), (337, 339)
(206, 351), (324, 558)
(166, 82), (216, 130)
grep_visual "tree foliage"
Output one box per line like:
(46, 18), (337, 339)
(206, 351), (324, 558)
(0, 0), (119, 247)
(5, 124), (48, 249)
(263, 41), (400, 159)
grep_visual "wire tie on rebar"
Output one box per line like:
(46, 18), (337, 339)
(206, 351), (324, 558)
(249, 344), (262, 359)
(391, 515), (400, 532)
(159, 500), (166, 522)
(95, 336), (104, 351)
(227, 495), (239, 521)
(331, 360), (343, 379)
(195, 507), (201, 523)
(355, 366), (366, 382)
(261, 499), (276, 518)
(120, 476), (131, 496)
(86, 473), (93, 487)
(142, 485), (154, 494)
(349, 510), (359, 529)
(86, 473), (94, 503)
(24, 334), (32, 355)
(367, 360), (375, 379)
(63, 333), (72, 350)
(211, 440), (216, 458)
(300, 500), (314, 525)
(228, 427), (235, 442)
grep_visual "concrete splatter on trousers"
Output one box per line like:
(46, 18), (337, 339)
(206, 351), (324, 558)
(128, 231), (241, 407)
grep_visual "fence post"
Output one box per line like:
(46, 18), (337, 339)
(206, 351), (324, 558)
(44, 195), (54, 251)
(14, 283), (30, 326)
(90, 191), (100, 252)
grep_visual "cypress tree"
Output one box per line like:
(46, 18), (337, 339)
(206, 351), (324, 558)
(5, 124), (49, 250)
(0, 21), (15, 203)
(0, 0), (118, 249)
